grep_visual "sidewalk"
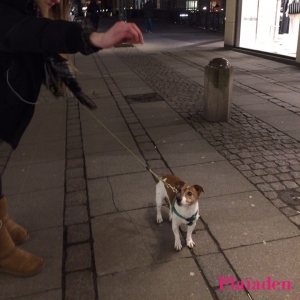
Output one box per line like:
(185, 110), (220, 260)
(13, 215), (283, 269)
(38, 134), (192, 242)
(1, 18), (300, 300)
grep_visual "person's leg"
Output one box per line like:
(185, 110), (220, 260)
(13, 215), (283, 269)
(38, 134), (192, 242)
(149, 18), (153, 32)
(0, 139), (44, 276)
(0, 140), (28, 245)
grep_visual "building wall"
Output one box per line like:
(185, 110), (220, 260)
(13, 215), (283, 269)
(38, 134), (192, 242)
(224, 0), (237, 47)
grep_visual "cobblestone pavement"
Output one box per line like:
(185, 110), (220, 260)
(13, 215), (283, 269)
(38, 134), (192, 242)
(112, 46), (300, 228)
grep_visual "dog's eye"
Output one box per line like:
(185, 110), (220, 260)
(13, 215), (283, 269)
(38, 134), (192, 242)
(187, 191), (193, 197)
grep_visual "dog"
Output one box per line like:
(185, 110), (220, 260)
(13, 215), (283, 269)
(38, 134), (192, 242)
(156, 174), (204, 251)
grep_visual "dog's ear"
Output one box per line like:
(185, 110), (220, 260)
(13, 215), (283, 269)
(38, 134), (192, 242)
(174, 181), (185, 190)
(194, 185), (205, 197)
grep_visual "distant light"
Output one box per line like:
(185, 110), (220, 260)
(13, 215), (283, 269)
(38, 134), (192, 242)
(203, 6), (207, 10)
(221, 8), (224, 11)
(180, 14), (188, 17)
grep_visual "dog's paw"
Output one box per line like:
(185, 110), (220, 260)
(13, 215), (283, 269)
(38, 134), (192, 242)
(187, 239), (195, 249)
(156, 215), (163, 224)
(174, 241), (182, 251)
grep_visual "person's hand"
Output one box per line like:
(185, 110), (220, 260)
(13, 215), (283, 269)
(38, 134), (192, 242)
(89, 21), (144, 49)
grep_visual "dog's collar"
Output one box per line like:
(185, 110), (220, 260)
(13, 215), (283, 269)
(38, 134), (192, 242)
(172, 206), (198, 226)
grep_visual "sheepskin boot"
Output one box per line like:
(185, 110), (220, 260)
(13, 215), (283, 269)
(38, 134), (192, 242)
(0, 220), (44, 276)
(0, 196), (28, 245)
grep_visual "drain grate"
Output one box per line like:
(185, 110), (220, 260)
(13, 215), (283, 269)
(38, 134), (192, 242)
(125, 93), (164, 104)
(278, 190), (300, 206)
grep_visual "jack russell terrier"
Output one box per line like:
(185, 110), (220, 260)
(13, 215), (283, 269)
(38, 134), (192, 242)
(156, 174), (204, 251)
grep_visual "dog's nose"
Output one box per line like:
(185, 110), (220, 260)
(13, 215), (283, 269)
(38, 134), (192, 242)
(176, 196), (182, 203)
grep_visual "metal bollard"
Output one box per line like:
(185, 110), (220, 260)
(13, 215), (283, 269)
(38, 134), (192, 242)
(203, 58), (233, 122)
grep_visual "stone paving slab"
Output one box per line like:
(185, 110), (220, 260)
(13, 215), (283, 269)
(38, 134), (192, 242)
(262, 113), (300, 133)
(85, 149), (146, 178)
(156, 139), (226, 167)
(108, 172), (155, 210)
(5, 187), (64, 231)
(81, 116), (129, 136)
(83, 130), (137, 154)
(87, 177), (117, 216)
(172, 161), (255, 199)
(7, 140), (65, 167)
(224, 236), (300, 300)
(3, 160), (65, 195)
(127, 207), (192, 262)
(92, 212), (155, 276)
(242, 102), (292, 118)
(197, 253), (236, 288)
(97, 259), (214, 300)
(232, 94), (267, 106)
(199, 191), (299, 249)
(8, 289), (62, 300)
(146, 123), (203, 144)
(137, 112), (186, 129)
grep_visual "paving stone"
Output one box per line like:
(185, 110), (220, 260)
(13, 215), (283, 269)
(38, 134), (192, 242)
(65, 190), (87, 206)
(199, 191), (299, 249)
(256, 183), (273, 192)
(87, 177), (117, 216)
(66, 167), (84, 180)
(85, 149), (146, 178)
(97, 259), (214, 300)
(262, 174), (278, 183)
(92, 212), (155, 275)
(289, 214), (300, 225)
(11, 290), (62, 300)
(249, 176), (265, 184)
(270, 182), (286, 191)
(141, 149), (162, 160)
(65, 271), (95, 300)
(215, 285), (251, 300)
(65, 243), (92, 272)
(67, 158), (84, 169)
(66, 177), (86, 193)
(263, 191), (278, 200)
(157, 139), (225, 167)
(280, 206), (299, 217)
(283, 181), (299, 189)
(65, 205), (89, 226)
(108, 172), (155, 210)
(67, 148), (83, 159)
(197, 253), (235, 288)
(271, 198), (287, 208)
(67, 223), (90, 244)
(224, 237), (300, 300)
(187, 230), (219, 256)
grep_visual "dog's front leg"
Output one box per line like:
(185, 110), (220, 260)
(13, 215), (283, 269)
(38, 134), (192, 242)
(172, 219), (182, 251)
(186, 222), (196, 248)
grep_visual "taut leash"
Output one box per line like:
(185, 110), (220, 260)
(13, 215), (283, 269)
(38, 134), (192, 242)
(81, 104), (178, 193)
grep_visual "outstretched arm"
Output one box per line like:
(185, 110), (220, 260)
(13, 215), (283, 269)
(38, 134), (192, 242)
(89, 21), (144, 49)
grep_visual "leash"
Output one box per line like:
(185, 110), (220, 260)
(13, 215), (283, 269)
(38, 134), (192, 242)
(81, 104), (178, 193)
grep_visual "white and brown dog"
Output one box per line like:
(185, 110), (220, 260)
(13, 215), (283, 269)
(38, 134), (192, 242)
(156, 174), (204, 251)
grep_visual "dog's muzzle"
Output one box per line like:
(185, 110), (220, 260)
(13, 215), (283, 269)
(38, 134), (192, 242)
(176, 196), (182, 205)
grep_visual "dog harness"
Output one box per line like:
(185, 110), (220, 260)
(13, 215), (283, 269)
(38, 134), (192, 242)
(172, 206), (198, 226)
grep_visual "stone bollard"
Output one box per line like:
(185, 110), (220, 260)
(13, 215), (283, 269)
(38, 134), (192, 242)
(203, 58), (233, 122)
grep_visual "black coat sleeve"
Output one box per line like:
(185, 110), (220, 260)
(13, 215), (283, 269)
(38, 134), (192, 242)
(0, 3), (98, 55)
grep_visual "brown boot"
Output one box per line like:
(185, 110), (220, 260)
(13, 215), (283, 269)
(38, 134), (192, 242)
(0, 196), (29, 245)
(0, 220), (44, 276)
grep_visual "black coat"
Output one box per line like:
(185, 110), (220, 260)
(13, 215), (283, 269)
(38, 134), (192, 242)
(143, 1), (154, 19)
(0, 0), (97, 149)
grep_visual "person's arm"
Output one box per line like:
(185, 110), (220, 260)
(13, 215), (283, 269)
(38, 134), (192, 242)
(0, 4), (143, 55)
(89, 21), (144, 48)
